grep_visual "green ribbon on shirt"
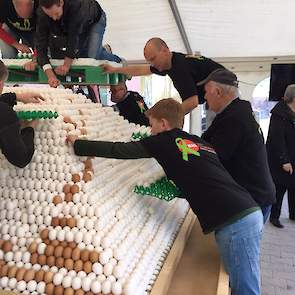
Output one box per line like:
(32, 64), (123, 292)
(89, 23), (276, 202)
(175, 137), (200, 161)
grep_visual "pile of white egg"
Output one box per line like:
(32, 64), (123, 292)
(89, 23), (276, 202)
(0, 86), (189, 295)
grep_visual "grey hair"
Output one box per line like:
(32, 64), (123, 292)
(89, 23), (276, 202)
(284, 84), (295, 104)
(211, 81), (240, 97)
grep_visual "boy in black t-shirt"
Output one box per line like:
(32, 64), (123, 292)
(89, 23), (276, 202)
(110, 82), (149, 126)
(67, 99), (263, 295)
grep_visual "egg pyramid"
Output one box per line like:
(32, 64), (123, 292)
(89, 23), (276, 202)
(0, 87), (189, 295)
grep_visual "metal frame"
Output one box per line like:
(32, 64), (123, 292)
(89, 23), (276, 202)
(168, 0), (193, 54)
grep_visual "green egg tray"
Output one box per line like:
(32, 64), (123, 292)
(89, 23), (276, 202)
(16, 110), (59, 120)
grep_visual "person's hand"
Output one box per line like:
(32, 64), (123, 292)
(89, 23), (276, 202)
(12, 43), (31, 53)
(17, 92), (44, 104)
(48, 75), (60, 88)
(283, 163), (293, 174)
(66, 135), (78, 145)
(23, 60), (37, 71)
(20, 120), (39, 129)
(54, 64), (70, 76)
(100, 64), (117, 73)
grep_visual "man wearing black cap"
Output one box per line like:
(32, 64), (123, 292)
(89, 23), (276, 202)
(201, 69), (276, 223)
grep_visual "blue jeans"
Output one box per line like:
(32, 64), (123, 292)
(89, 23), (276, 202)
(215, 210), (263, 295)
(261, 205), (271, 224)
(0, 24), (34, 58)
(78, 11), (121, 62)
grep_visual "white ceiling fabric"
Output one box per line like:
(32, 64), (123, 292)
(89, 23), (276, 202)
(100, 0), (295, 60)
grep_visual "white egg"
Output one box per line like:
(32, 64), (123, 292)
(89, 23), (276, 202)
(53, 273), (64, 286)
(90, 280), (101, 294)
(16, 280), (26, 292)
(72, 277), (81, 290)
(27, 280), (37, 292)
(101, 280), (111, 294)
(81, 276), (92, 292)
(37, 243), (46, 255)
(62, 276), (72, 288)
(92, 262), (103, 275)
(112, 282), (123, 295)
(103, 263), (113, 276)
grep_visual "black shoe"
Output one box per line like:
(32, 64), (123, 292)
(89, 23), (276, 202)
(270, 218), (284, 228)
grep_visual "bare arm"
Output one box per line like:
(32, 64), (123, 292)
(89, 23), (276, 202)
(182, 95), (199, 114)
(101, 64), (152, 77)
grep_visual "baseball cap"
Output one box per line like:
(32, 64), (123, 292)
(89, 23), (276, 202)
(197, 68), (239, 87)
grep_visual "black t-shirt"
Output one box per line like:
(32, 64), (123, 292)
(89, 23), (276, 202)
(0, 0), (38, 38)
(150, 52), (224, 103)
(141, 128), (258, 233)
(115, 91), (149, 126)
(202, 98), (276, 207)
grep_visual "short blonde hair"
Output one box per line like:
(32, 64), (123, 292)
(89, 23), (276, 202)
(145, 98), (184, 129)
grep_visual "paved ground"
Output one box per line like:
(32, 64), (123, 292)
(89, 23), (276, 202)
(261, 197), (295, 295)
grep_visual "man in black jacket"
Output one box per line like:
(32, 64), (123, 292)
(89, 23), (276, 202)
(110, 82), (149, 126)
(0, 60), (41, 167)
(201, 69), (276, 223)
(36, 0), (121, 87)
(0, 0), (38, 70)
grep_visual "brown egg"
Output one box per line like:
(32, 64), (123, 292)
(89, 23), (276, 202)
(85, 292), (94, 295)
(63, 184), (71, 194)
(7, 266), (17, 278)
(65, 193), (73, 203)
(30, 253), (38, 265)
(61, 241), (68, 248)
(84, 167), (94, 174)
(28, 242), (37, 254)
(44, 239), (51, 245)
(56, 257), (64, 268)
(45, 245), (54, 257)
(44, 271), (54, 284)
(2, 241), (13, 253)
(64, 259), (74, 271)
(53, 195), (62, 205)
(83, 261), (92, 274)
(35, 269), (45, 282)
(89, 251), (99, 263)
(54, 245), (64, 258)
(0, 264), (8, 277)
(78, 110), (84, 115)
(84, 159), (92, 169)
(72, 248), (81, 261)
(47, 256), (56, 267)
(24, 269), (35, 282)
(80, 128), (87, 135)
(40, 229), (49, 240)
(80, 249), (89, 262)
(0, 239), (4, 248)
(64, 288), (75, 295)
(67, 218), (76, 228)
(51, 240), (60, 247)
(60, 217), (67, 227)
(15, 268), (26, 281)
(74, 260), (83, 272)
(70, 184), (80, 194)
(45, 283), (55, 295)
(68, 242), (77, 249)
(38, 254), (47, 266)
(63, 247), (72, 259)
(75, 290), (84, 295)
(72, 174), (81, 183)
(0, 259), (5, 266)
(63, 116), (73, 124)
(83, 172), (92, 183)
(51, 217), (60, 227)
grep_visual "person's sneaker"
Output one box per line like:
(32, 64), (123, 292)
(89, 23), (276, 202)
(270, 218), (284, 228)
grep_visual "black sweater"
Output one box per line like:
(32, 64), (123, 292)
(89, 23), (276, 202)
(202, 98), (276, 207)
(36, 0), (103, 66)
(0, 93), (35, 168)
(74, 129), (259, 234)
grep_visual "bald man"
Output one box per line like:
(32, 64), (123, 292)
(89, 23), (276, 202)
(102, 38), (224, 114)
(0, 0), (38, 70)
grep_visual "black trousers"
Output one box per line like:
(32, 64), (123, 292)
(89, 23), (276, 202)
(270, 184), (295, 219)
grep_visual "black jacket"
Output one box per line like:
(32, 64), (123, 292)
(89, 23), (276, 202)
(114, 91), (149, 126)
(266, 101), (295, 187)
(0, 93), (35, 168)
(202, 98), (276, 207)
(36, 0), (103, 66)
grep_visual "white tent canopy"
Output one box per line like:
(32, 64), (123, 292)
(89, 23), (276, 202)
(101, 0), (295, 60)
